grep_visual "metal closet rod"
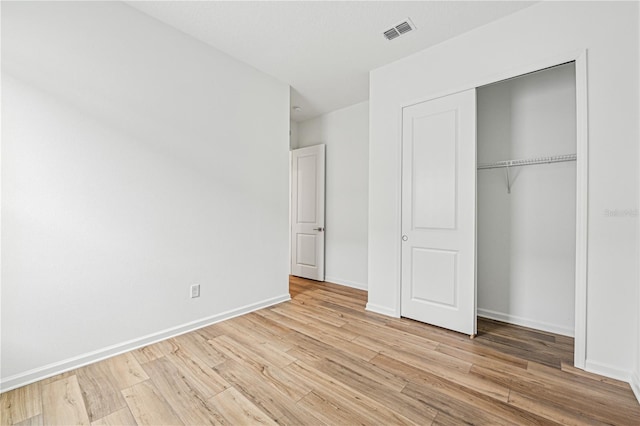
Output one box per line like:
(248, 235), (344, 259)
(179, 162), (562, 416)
(477, 153), (577, 170)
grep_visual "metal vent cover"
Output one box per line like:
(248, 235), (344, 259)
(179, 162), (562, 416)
(383, 18), (415, 40)
(383, 28), (400, 40)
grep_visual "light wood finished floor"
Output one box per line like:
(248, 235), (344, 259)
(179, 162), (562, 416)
(2, 276), (639, 425)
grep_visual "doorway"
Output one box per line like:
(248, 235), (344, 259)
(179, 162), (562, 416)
(476, 62), (577, 339)
(399, 56), (588, 368)
(290, 144), (326, 281)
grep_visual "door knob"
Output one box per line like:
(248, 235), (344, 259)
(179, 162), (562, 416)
(314, 227), (325, 232)
(402, 235), (408, 241)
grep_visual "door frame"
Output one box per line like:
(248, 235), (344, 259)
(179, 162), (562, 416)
(396, 49), (588, 369)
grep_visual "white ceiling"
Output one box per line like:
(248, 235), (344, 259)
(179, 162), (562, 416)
(126, 1), (536, 122)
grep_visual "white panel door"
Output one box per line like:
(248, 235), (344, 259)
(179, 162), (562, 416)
(401, 89), (477, 336)
(291, 144), (325, 281)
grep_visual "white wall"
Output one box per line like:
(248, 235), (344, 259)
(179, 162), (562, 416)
(477, 63), (576, 336)
(297, 102), (369, 289)
(290, 120), (299, 150)
(369, 1), (639, 381)
(636, 265), (640, 400)
(636, 249), (640, 401)
(636, 0), (640, 396)
(1, 2), (290, 390)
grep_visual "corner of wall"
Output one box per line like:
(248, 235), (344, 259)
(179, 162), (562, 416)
(631, 371), (640, 404)
(289, 120), (299, 150)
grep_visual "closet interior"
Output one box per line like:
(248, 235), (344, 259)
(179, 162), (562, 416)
(476, 62), (577, 337)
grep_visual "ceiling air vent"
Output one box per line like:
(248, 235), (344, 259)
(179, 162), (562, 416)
(383, 28), (401, 41)
(383, 18), (415, 41)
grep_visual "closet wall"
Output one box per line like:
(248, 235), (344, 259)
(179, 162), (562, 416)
(477, 63), (577, 336)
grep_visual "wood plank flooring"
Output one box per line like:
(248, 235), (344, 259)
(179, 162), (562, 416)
(2, 276), (639, 425)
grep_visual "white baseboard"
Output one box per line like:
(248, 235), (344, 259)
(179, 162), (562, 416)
(631, 371), (640, 405)
(324, 276), (367, 291)
(0, 293), (291, 393)
(584, 359), (632, 383)
(477, 308), (574, 337)
(365, 302), (399, 318)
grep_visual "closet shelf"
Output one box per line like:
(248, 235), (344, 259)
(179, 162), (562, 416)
(477, 153), (576, 170)
(477, 153), (576, 194)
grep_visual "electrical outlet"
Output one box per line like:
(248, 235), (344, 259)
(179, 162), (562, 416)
(190, 284), (200, 298)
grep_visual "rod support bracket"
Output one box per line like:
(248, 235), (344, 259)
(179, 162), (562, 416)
(504, 165), (511, 194)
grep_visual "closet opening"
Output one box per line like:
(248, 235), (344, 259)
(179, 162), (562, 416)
(476, 62), (578, 361)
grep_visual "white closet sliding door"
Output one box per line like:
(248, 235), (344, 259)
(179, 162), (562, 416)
(400, 89), (477, 336)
